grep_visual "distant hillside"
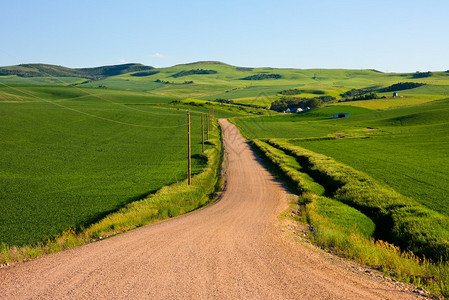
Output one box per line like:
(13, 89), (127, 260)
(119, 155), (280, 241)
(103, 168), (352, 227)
(76, 64), (153, 79)
(2, 61), (449, 109)
(170, 69), (218, 78)
(0, 63), (153, 79)
(180, 61), (230, 66)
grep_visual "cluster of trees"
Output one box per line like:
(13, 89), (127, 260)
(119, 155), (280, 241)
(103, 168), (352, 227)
(315, 95), (336, 102)
(235, 67), (254, 72)
(347, 92), (378, 101)
(130, 70), (160, 77)
(212, 98), (265, 109)
(270, 95), (335, 112)
(155, 79), (193, 84)
(241, 73), (282, 80)
(413, 71), (433, 78)
(279, 88), (302, 95)
(214, 98), (234, 104)
(340, 81), (426, 102)
(379, 82), (425, 92)
(340, 88), (379, 101)
(171, 69), (217, 78)
(155, 79), (171, 84)
(340, 88), (375, 98)
(170, 100), (205, 107)
(279, 88), (327, 96)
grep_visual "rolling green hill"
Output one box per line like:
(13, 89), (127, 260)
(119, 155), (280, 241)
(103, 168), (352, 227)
(2, 61), (449, 109)
(0, 63), (153, 79)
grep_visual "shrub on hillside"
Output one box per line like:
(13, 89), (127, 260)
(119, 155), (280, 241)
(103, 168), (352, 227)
(130, 70), (160, 77)
(241, 73), (281, 80)
(413, 71), (433, 78)
(171, 69), (217, 78)
(378, 82), (425, 92)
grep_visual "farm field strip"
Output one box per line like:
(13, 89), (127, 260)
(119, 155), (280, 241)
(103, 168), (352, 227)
(0, 85), (236, 246)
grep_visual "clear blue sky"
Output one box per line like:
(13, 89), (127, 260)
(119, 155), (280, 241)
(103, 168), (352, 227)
(1, 0), (448, 72)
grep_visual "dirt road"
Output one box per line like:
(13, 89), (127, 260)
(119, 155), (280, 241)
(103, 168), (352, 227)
(0, 119), (421, 299)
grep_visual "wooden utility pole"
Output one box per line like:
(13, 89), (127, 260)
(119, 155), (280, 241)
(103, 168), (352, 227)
(206, 112), (209, 140)
(201, 113), (204, 153)
(208, 109), (211, 134)
(211, 106), (214, 131)
(187, 110), (191, 186)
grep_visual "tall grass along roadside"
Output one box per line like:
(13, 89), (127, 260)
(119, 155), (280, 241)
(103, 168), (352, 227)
(251, 138), (449, 297)
(0, 121), (223, 267)
(269, 138), (449, 262)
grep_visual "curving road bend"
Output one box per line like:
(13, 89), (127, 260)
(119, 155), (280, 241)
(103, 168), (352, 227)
(0, 119), (421, 299)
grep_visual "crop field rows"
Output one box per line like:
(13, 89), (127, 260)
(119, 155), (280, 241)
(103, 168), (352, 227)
(0, 85), (240, 246)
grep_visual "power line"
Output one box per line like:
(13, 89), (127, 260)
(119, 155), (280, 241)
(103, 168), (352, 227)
(0, 82), (188, 129)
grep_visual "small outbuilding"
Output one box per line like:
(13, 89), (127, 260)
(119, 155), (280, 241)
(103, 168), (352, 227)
(333, 113), (349, 118)
(393, 92), (398, 97)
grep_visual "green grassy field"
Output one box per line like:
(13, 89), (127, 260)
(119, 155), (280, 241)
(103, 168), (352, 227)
(0, 85), (180, 104)
(0, 76), (86, 86)
(234, 99), (449, 273)
(78, 78), (166, 92)
(235, 100), (449, 216)
(251, 138), (449, 296)
(0, 85), (241, 246)
(297, 106), (449, 216)
(236, 106), (374, 138)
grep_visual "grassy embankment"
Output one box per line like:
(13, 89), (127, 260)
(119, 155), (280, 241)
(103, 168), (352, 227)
(251, 139), (449, 297)
(234, 101), (449, 297)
